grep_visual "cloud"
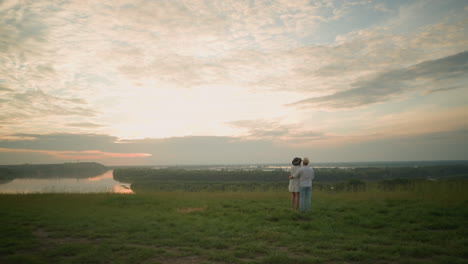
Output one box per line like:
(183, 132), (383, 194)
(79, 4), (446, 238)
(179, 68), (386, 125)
(288, 51), (468, 109)
(373, 3), (391, 13)
(0, 0), (467, 163)
(0, 86), (13, 92)
(424, 86), (464, 95)
(66, 122), (105, 128)
(117, 54), (229, 88)
(1, 130), (467, 165)
(0, 133), (287, 165)
(0, 133), (120, 151)
(2, 1), (466, 97)
(0, 133), (152, 164)
(228, 119), (328, 143)
(0, 0), (48, 54)
(371, 106), (468, 137)
(226, 14), (467, 94)
(0, 148), (151, 160)
(0, 90), (96, 125)
(0, 135), (37, 141)
(338, 129), (468, 162)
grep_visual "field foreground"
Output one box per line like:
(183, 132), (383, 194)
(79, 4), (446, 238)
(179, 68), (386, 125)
(1, 190), (467, 264)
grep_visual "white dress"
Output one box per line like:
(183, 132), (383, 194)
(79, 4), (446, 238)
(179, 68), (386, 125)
(288, 165), (300, 192)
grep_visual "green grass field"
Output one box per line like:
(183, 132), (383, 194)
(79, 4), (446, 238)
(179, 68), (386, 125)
(1, 183), (467, 264)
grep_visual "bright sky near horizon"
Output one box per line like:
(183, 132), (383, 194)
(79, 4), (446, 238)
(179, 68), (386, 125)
(0, 0), (467, 165)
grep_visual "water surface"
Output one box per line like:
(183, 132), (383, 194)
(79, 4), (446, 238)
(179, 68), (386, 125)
(0, 170), (133, 194)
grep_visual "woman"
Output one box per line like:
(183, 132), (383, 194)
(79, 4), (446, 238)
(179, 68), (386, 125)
(288, 157), (302, 210)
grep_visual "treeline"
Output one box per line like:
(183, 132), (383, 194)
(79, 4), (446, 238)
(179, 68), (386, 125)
(114, 165), (468, 183)
(113, 168), (290, 193)
(315, 165), (468, 183)
(0, 162), (108, 182)
(113, 168), (289, 182)
(113, 165), (468, 192)
(130, 181), (287, 192)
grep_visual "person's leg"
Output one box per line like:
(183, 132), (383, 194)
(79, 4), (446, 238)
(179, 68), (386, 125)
(308, 187), (313, 212)
(294, 192), (300, 210)
(305, 187), (312, 213)
(290, 192), (295, 210)
(299, 187), (306, 212)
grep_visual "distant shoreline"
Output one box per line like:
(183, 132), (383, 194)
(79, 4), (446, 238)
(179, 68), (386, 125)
(1, 160), (467, 168)
(110, 160), (468, 169)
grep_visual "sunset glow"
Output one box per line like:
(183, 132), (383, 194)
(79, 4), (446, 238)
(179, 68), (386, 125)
(1, 0), (467, 165)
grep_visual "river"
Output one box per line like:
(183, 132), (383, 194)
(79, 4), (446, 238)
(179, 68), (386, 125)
(0, 170), (133, 194)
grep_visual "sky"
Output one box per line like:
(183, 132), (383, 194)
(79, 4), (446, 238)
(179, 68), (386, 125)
(0, 0), (467, 165)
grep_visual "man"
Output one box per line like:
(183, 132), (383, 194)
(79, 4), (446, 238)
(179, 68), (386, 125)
(289, 157), (314, 213)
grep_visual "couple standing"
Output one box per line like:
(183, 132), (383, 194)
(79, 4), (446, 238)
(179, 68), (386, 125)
(288, 157), (314, 213)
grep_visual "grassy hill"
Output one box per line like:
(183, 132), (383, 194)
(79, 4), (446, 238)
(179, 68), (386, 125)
(0, 188), (467, 264)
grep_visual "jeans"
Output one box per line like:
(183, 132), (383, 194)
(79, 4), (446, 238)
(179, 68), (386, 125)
(299, 186), (312, 213)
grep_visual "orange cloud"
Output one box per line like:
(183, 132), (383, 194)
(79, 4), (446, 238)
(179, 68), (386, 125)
(0, 148), (151, 160)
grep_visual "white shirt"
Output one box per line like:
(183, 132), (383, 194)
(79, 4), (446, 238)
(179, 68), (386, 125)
(293, 165), (314, 187)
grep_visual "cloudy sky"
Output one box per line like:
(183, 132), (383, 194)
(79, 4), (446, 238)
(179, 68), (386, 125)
(0, 0), (467, 165)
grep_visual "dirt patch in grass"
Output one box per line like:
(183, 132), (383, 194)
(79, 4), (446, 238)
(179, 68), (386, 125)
(126, 244), (184, 256)
(33, 228), (96, 245)
(177, 207), (206, 214)
(33, 229), (50, 239)
(142, 255), (212, 264)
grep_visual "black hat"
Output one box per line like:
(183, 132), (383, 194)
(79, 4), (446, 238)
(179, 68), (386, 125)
(292, 157), (302, 166)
